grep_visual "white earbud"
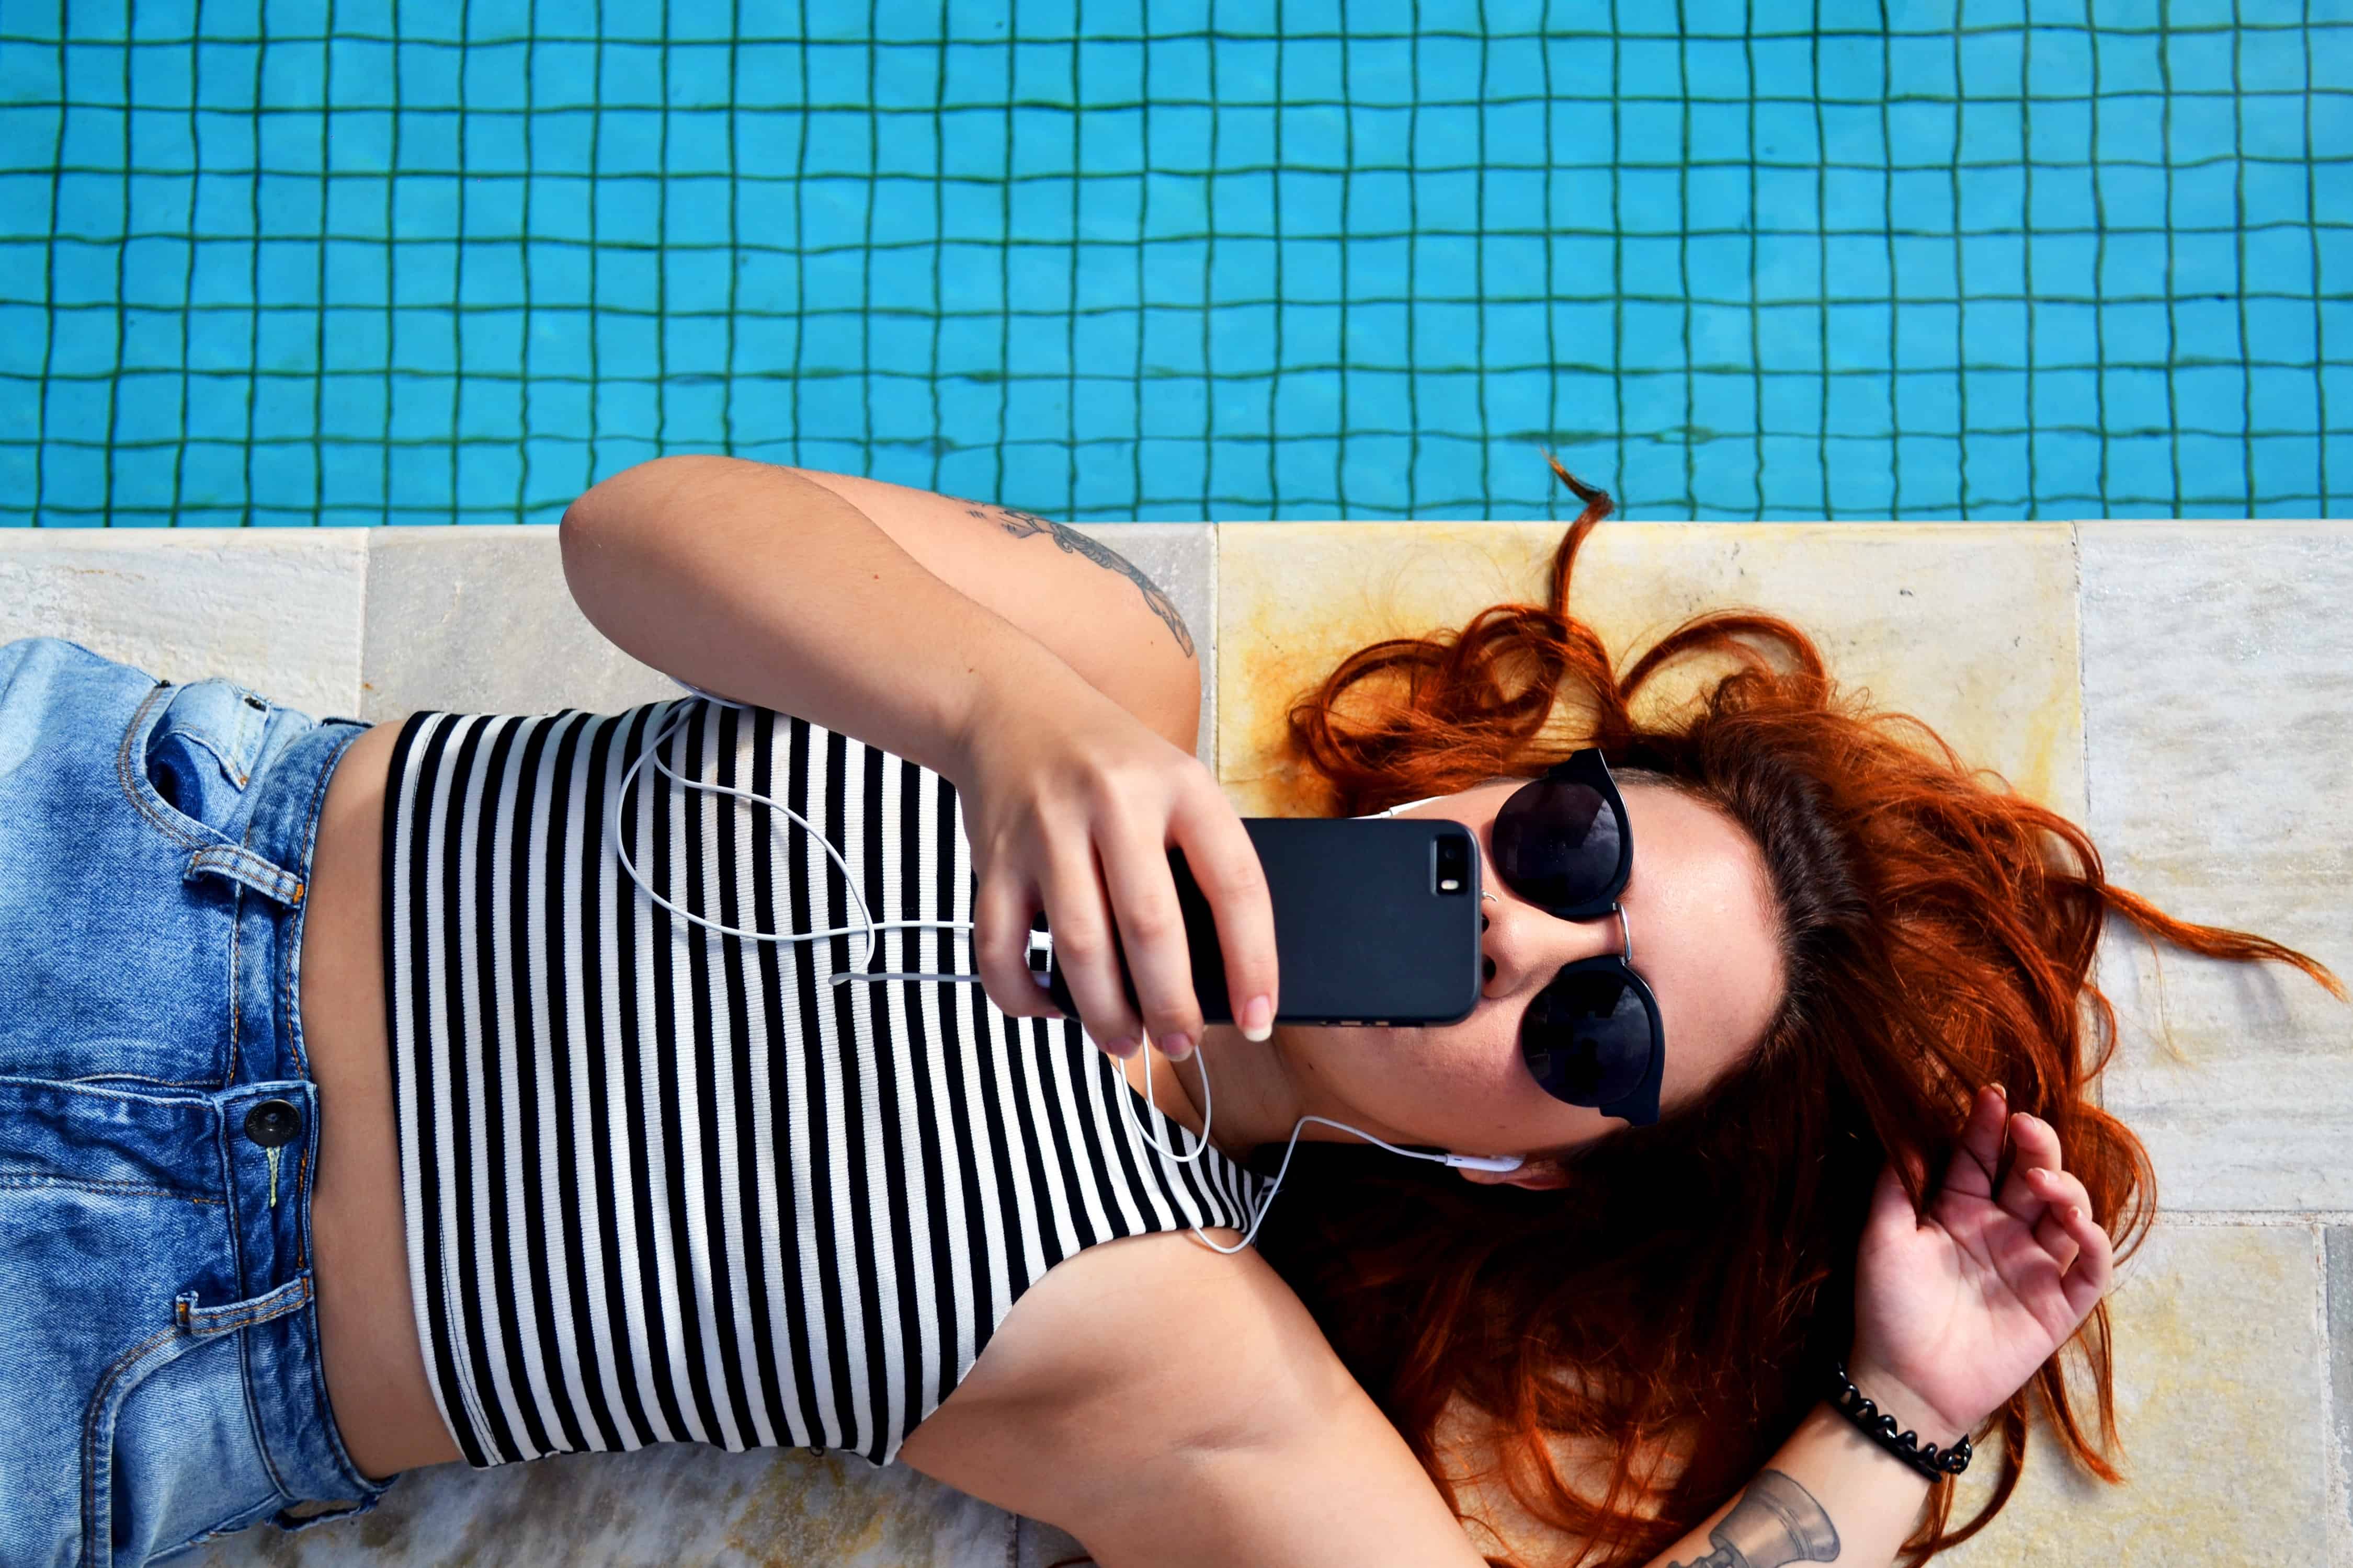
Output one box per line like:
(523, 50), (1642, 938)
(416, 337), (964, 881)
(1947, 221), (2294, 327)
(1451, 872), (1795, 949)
(1439, 1152), (1526, 1173)
(1355, 796), (1450, 820)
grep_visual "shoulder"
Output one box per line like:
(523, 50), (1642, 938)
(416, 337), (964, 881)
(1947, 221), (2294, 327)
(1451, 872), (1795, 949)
(894, 1227), (1342, 1510)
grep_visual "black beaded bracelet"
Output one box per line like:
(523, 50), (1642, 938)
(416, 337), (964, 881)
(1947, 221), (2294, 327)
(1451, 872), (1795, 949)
(1827, 1361), (1974, 1481)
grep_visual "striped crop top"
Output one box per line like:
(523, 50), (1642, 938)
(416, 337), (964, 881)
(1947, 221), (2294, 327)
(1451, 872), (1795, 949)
(380, 695), (1267, 1469)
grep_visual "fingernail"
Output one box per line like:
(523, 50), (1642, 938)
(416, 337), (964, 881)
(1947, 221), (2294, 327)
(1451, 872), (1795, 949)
(1242, 995), (1272, 1041)
(1989, 1082), (2007, 1101)
(1162, 1032), (1192, 1061)
(1104, 1036), (1140, 1059)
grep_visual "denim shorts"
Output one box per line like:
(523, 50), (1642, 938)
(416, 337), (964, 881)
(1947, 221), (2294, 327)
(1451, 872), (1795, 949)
(0, 636), (399, 1566)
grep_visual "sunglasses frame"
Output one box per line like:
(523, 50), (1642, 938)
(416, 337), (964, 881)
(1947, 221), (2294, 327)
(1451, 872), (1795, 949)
(1494, 749), (1665, 1127)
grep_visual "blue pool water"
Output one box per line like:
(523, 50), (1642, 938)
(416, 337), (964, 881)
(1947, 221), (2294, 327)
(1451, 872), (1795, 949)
(1, 0), (2345, 525)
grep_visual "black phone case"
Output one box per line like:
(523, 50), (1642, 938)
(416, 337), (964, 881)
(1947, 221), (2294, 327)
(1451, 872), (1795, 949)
(1038, 817), (1483, 1027)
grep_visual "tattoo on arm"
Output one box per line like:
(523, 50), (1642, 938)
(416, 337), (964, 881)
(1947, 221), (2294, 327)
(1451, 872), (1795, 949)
(1665, 1469), (1840, 1568)
(957, 500), (1197, 660)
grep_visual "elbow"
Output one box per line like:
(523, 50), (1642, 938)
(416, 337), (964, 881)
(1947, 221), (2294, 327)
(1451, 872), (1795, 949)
(559, 454), (771, 642)
(559, 457), (699, 628)
(555, 456), (748, 543)
(556, 471), (642, 610)
(560, 464), (640, 547)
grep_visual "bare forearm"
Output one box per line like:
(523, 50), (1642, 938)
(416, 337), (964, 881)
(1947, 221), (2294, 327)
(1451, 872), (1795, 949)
(1643, 1402), (1936, 1568)
(560, 454), (1071, 781)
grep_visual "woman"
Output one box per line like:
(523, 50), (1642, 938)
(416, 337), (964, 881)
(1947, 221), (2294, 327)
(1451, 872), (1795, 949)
(2, 455), (2335, 1568)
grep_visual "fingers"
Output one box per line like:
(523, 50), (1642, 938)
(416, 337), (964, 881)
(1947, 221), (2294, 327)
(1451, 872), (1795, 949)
(959, 712), (1275, 1065)
(1914, 1083), (2118, 1329)
(1994, 1108), (2066, 1224)
(1037, 844), (1143, 1053)
(974, 853), (1136, 1040)
(1993, 1120), (2117, 1315)
(1097, 815), (1208, 1060)
(2022, 1161), (2111, 1278)
(1054, 774), (1277, 1063)
(973, 870), (1060, 1020)
(1168, 782), (1278, 1047)
(2029, 1188), (2084, 1275)
(1995, 1106), (2120, 1293)
(2054, 1194), (2117, 1317)
(976, 774), (1274, 1064)
(1941, 1083), (2010, 1201)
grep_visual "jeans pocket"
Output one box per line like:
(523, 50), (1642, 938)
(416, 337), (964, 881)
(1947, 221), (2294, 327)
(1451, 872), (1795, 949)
(0, 1112), (268, 1568)
(86, 1325), (282, 1568)
(134, 678), (274, 843)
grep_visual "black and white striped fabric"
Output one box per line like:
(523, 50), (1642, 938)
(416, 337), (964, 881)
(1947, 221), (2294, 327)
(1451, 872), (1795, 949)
(380, 697), (1266, 1469)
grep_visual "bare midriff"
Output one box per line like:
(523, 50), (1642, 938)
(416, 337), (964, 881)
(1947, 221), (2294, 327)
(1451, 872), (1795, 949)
(300, 717), (462, 1480)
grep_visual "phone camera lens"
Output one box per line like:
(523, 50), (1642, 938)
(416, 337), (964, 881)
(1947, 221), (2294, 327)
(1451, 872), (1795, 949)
(1435, 834), (1470, 895)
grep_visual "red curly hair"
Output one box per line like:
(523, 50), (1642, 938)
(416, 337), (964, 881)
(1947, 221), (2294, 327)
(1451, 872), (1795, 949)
(1222, 460), (2345, 1567)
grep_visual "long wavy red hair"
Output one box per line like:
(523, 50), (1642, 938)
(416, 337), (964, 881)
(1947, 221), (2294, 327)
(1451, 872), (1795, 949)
(1231, 460), (2345, 1566)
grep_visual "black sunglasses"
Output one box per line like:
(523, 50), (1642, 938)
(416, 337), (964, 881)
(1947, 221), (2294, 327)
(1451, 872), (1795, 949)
(1488, 749), (1664, 1127)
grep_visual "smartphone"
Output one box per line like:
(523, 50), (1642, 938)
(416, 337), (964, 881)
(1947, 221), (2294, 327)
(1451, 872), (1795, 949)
(1033, 817), (1483, 1027)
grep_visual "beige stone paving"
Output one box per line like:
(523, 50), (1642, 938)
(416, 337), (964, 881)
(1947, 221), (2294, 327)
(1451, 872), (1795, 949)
(2078, 522), (2353, 1214)
(1937, 1223), (2334, 1567)
(184, 1444), (1015, 1567)
(6, 520), (2344, 1566)
(1215, 521), (2085, 822)
(0, 529), (368, 715)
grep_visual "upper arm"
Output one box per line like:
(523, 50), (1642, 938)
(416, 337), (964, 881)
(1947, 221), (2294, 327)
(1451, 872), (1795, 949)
(779, 466), (1203, 756)
(1066, 1390), (1495, 1568)
(893, 1231), (1488, 1567)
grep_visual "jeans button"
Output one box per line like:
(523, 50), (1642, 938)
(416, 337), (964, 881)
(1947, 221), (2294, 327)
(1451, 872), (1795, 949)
(244, 1098), (302, 1148)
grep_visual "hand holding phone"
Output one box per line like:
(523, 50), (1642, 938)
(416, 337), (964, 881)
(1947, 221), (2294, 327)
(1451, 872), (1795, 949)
(1037, 818), (1484, 1031)
(950, 662), (1280, 1059)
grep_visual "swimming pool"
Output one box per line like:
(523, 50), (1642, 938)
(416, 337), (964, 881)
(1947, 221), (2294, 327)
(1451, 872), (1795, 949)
(2, 0), (2344, 525)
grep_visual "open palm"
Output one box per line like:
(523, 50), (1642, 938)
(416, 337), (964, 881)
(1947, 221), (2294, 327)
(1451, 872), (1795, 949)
(1847, 1084), (2117, 1441)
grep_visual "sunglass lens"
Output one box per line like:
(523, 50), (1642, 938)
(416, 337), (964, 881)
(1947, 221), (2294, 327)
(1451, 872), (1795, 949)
(1522, 968), (1653, 1107)
(1494, 780), (1623, 911)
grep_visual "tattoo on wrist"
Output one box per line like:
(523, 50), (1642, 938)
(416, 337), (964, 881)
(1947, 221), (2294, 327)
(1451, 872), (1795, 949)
(957, 499), (1197, 659)
(1665, 1469), (1840, 1568)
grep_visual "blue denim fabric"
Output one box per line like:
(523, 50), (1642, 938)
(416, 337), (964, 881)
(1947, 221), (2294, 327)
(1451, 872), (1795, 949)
(0, 636), (399, 1567)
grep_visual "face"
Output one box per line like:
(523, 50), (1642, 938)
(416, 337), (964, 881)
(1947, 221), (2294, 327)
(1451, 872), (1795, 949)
(1275, 776), (1786, 1189)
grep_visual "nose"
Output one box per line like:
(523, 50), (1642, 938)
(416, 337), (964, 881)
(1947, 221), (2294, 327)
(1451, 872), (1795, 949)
(1479, 882), (1624, 997)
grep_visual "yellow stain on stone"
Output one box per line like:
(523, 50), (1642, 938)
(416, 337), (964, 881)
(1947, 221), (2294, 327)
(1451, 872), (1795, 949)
(1217, 522), (2085, 825)
(1936, 1223), (2327, 1566)
(725, 1451), (899, 1565)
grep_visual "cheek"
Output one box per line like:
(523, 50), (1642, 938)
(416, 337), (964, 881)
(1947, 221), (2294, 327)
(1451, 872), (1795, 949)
(1367, 1019), (1547, 1112)
(1314, 1023), (1612, 1148)
(1300, 1021), (1475, 1085)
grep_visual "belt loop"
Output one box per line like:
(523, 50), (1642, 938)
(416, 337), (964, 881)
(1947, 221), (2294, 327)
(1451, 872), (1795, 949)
(174, 1274), (314, 1339)
(183, 843), (307, 907)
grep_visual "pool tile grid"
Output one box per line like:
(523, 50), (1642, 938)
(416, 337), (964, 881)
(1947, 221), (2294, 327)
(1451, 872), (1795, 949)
(6, 9), (2350, 527)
